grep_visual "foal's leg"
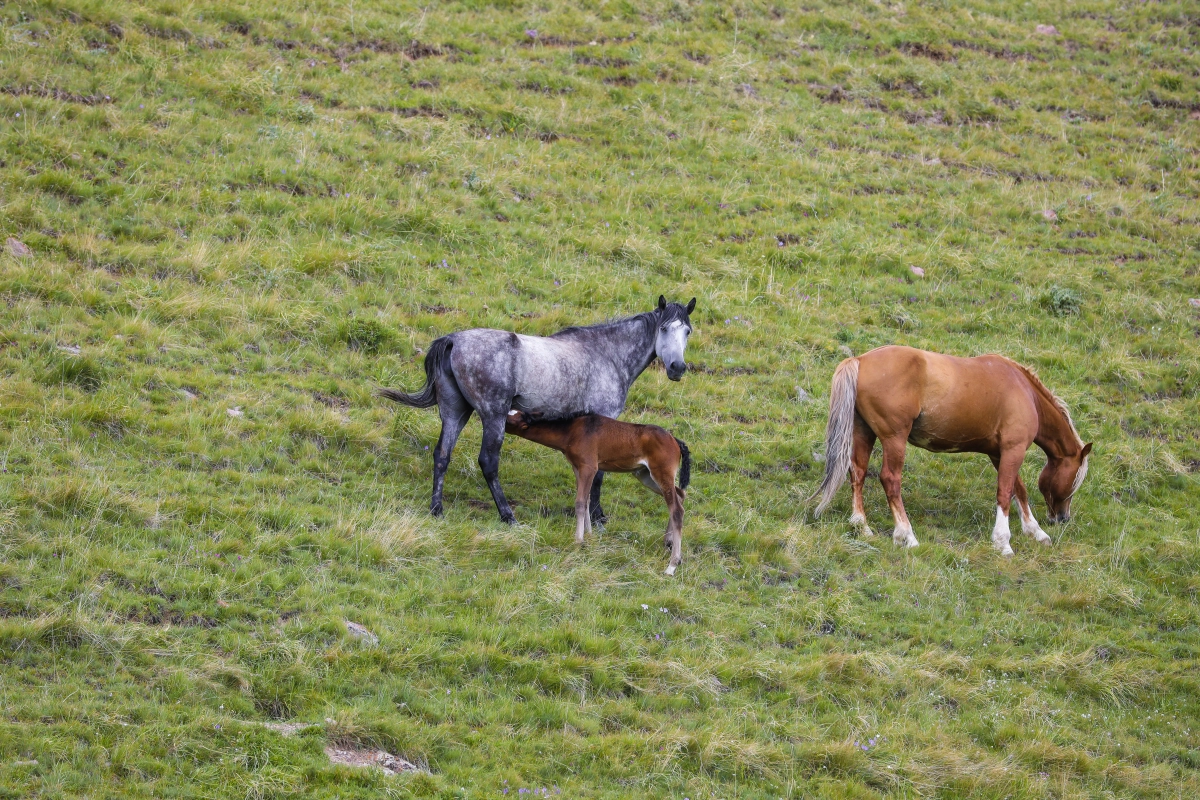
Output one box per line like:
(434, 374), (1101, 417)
(1014, 475), (1051, 546)
(662, 485), (684, 576)
(849, 417), (876, 536)
(477, 411), (516, 524)
(589, 471), (607, 526)
(879, 436), (918, 548)
(574, 463), (597, 545)
(990, 448), (1026, 557)
(430, 392), (473, 517)
(649, 461), (684, 575)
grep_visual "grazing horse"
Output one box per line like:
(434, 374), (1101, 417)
(813, 346), (1091, 555)
(380, 296), (696, 524)
(505, 410), (691, 575)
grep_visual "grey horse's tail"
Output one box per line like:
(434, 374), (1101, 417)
(378, 336), (452, 408)
(812, 357), (860, 516)
(675, 438), (691, 492)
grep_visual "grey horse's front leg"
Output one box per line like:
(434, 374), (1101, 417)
(589, 471), (607, 526)
(478, 412), (516, 524)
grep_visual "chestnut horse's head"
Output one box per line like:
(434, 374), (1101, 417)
(1038, 442), (1092, 524)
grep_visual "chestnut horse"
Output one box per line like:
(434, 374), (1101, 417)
(813, 346), (1091, 555)
(505, 410), (691, 575)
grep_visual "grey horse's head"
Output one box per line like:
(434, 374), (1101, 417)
(654, 295), (696, 381)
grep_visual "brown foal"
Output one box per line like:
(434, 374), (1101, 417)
(814, 346), (1091, 555)
(505, 411), (691, 575)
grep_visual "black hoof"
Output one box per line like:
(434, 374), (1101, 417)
(500, 513), (517, 525)
(431, 504), (444, 517)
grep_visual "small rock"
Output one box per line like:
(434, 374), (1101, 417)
(377, 751), (420, 773)
(910, 265), (925, 277)
(181, 389), (198, 400)
(12, 760), (37, 767)
(812, 451), (826, 463)
(1189, 298), (1200, 309)
(796, 387), (810, 403)
(6, 238), (31, 258)
(1035, 24), (1058, 36)
(736, 83), (759, 98)
(344, 620), (378, 645)
(1042, 208), (1058, 221)
(254, 720), (312, 737)
(227, 407), (243, 418)
(837, 345), (854, 358)
(57, 344), (81, 355)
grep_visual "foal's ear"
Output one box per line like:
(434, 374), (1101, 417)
(685, 297), (696, 314)
(658, 295), (667, 310)
(1081, 442), (1093, 458)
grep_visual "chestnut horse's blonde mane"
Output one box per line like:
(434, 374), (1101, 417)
(1000, 358), (1084, 449)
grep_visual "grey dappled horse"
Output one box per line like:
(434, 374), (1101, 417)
(380, 296), (696, 523)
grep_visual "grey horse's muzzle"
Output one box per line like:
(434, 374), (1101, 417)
(667, 361), (687, 381)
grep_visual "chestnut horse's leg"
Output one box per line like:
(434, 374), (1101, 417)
(990, 448), (1026, 557)
(574, 462), (597, 545)
(849, 416), (876, 536)
(1013, 475), (1052, 546)
(879, 436), (918, 548)
(991, 454), (1050, 547)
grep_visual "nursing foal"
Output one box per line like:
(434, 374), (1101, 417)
(505, 410), (690, 575)
(814, 346), (1091, 555)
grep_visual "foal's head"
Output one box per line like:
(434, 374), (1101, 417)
(654, 295), (696, 381)
(505, 409), (534, 431)
(1038, 442), (1092, 524)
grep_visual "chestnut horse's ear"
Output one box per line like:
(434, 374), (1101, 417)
(1081, 442), (1093, 457)
(685, 297), (696, 314)
(658, 295), (667, 310)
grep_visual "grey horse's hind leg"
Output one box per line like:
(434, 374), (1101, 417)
(477, 411), (516, 524)
(431, 392), (473, 517)
(589, 471), (607, 526)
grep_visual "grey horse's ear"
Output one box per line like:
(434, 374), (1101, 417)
(658, 295), (667, 310)
(685, 297), (696, 314)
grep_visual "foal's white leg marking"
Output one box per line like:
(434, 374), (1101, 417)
(992, 506), (1014, 557)
(575, 506), (587, 545)
(1015, 498), (1051, 546)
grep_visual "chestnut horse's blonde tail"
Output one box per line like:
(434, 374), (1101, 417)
(813, 357), (860, 516)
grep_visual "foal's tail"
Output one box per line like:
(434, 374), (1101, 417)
(674, 438), (691, 492)
(812, 357), (860, 516)
(378, 336), (452, 408)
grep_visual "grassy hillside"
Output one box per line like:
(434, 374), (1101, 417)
(2, 0), (1199, 797)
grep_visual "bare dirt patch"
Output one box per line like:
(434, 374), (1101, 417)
(324, 747), (422, 775)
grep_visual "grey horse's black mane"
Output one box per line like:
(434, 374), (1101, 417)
(549, 304), (691, 340)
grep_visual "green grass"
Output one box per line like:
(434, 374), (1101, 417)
(1, 0), (1199, 797)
